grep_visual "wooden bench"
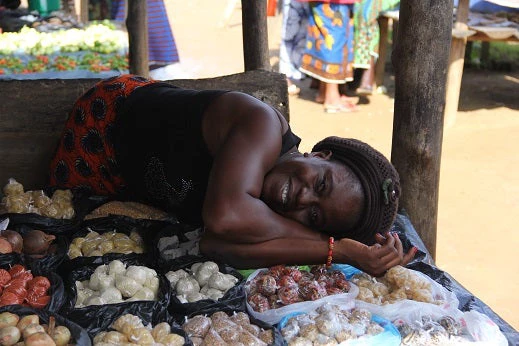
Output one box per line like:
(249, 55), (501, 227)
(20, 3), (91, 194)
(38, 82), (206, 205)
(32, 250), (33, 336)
(0, 69), (288, 191)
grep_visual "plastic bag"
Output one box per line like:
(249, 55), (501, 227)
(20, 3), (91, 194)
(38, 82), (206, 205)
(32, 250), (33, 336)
(153, 223), (203, 268)
(59, 215), (166, 275)
(0, 305), (92, 345)
(278, 304), (401, 346)
(0, 261), (65, 312)
(0, 184), (93, 233)
(90, 310), (191, 345)
(393, 308), (508, 346)
(14, 224), (68, 271)
(163, 255), (246, 321)
(245, 268), (359, 325)
(392, 212), (518, 345)
(182, 307), (284, 346)
(59, 256), (171, 336)
(351, 266), (459, 321)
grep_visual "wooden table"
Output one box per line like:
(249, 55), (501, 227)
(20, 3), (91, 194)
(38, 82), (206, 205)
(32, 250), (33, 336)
(376, 3), (519, 126)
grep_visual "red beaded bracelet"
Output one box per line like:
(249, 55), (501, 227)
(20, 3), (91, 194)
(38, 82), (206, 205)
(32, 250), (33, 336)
(326, 236), (334, 268)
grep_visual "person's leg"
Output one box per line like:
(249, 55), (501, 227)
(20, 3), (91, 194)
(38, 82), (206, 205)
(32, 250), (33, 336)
(323, 82), (358, 113)
(357, 55), (375, 95)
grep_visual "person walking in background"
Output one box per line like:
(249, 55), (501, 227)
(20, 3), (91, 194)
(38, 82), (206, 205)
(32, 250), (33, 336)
(279, 0), (310, 96)
(299, 0), (358, 113)
(353, 0), (399, 96)
(112, 0), (180, 70)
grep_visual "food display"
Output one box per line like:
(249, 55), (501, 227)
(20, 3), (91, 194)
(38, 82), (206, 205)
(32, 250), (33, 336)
(0, 312), (74, 346)
(351, 265), (440, 305)
(0, 228), (58, 257)
(93, 313), (185, 346)
(1, 178), (75, 219)
(84, 201), (169, 221)
(74, 260), (159, 307)
(182, 311), (274, 346)
(394, 315), (464, 345)
(281, 304), (387, 345)
(0, 265), (51, 309)
(0, 172), (511, 346)
(157, 228), (201, 260)
(68, 229), (145, 259)
(247, 265), (352, 313)
(166, 261), (239, 303)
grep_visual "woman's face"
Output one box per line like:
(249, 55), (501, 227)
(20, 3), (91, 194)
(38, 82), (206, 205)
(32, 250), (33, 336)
(261, 152), (365, 233)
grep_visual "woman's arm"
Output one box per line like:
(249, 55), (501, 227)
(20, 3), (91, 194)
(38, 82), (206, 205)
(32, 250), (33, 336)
(200, 231), (416, 275)
(201, 92), (321, 244)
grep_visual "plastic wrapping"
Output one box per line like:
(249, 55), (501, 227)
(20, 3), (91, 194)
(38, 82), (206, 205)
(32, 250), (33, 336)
(182, 307), (285, 346)
(278, 305), (401, 346)
(91, 311), (192, 345)
(350, 266), (460, 321)
(59, 256), (171, 336)
(0, 305), (92, 346)
(245, 268), (359, 325)
(0, 261), (65, 312)
(163, 255), (246, 321)
(15, 224), (68, 271)
(0, 187), (97, 233)
(59, 215), (167, 275)
(392, 212), (519, 346)
(153, 223), (203, 268)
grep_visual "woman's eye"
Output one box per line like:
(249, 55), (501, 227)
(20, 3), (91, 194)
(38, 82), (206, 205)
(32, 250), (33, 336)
(318, 177), (326, 193)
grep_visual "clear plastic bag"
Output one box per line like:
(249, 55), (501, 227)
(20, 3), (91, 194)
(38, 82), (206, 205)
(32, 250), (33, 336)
(245, 269), (359, 325)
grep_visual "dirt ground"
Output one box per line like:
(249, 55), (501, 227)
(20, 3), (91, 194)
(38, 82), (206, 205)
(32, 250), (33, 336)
(157, 0), (519, 330)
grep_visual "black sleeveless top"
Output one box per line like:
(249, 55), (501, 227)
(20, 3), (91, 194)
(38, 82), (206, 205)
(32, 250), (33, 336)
(115, 83), (301, 224)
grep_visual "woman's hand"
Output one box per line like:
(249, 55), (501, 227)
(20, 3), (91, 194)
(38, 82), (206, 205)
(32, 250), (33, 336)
(334, 233), (417, 277)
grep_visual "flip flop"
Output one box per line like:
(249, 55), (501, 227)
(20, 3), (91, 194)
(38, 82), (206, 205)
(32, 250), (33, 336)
(324, 102), (358, 113)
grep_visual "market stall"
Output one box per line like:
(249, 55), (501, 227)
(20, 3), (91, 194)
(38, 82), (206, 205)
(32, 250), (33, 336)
(0, 179), (517, 345)
(0, 17), (129, 79)
(0, 0), (518, 344)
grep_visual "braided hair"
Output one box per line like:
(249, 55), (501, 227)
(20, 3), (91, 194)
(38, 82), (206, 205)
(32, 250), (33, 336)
(312, 137), (400, 244)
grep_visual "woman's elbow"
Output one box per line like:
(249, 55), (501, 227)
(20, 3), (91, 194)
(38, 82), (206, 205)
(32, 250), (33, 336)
(202, 207), (240, 238)
(199, 234), (247, 268)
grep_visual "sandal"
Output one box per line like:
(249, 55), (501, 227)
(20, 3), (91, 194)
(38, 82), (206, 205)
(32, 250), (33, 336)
(324, 102), (358, 113)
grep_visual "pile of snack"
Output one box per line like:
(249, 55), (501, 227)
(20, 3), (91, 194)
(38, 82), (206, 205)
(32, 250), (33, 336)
(0, 178), (510, 346)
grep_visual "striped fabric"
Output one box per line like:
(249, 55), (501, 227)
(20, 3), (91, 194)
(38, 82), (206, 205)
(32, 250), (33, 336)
(112, 0), (180, 66)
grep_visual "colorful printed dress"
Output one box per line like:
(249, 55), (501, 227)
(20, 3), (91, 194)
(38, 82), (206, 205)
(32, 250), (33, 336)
(298, 0), (357, 83)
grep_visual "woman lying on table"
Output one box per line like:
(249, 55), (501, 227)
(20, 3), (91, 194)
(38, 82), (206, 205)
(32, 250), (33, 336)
(48, 74), (417, 276)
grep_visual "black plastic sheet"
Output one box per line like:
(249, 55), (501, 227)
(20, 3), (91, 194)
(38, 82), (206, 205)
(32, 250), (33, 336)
(162, 255), (246, 321)
(59, 256), (171, 336)
(0, 305), (92, 346)
(394, 212), (519, 346)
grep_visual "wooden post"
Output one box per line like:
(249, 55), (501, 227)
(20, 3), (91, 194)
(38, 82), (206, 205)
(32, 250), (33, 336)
(241, 0), (271, 71)
(375, 16), (389, 88)
(79, 0), (88, 23)
(391, 0), (453, 259)
(127, 0), (149, 77)
(444, 0), (470, 127)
